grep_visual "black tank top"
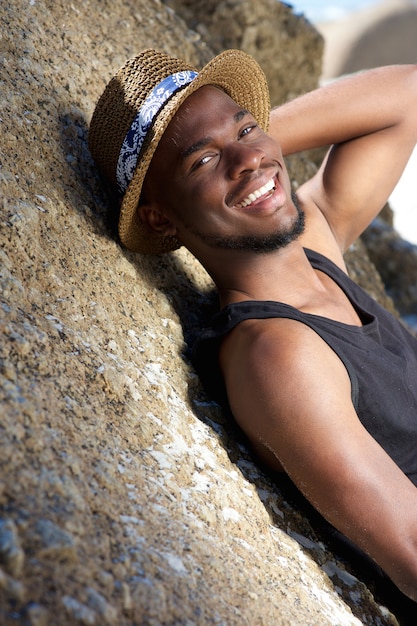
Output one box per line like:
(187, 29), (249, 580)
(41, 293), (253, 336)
(192, 248), (417, 486)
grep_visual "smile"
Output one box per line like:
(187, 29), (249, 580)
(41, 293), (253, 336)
(235, 178), (276, 209)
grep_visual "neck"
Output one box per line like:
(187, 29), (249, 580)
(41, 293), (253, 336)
(199, 242), (323, 309)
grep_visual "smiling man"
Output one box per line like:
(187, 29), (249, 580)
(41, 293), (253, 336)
(89, 49), (417, 603)
(139, 85), (305, 257)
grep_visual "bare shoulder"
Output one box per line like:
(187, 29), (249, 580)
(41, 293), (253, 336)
(219, 315), (352, 438)
(220, 315), (349, 391)
(219, 317), (343, 470)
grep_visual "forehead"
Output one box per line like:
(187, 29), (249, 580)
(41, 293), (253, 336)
(176, 84), (242, 119)
(164, 85), (246, 149)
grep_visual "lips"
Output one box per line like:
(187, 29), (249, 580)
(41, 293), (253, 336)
(234, 177), (276, 209)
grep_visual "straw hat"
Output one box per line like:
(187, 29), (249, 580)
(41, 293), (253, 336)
(89, 48), (270, 254)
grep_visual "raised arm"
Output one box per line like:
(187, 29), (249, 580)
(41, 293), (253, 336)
(269, 65), (417, 250)
(269, 64), (417, 157)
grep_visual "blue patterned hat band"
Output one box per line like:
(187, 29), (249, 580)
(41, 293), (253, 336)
(116, 70), (198, 193)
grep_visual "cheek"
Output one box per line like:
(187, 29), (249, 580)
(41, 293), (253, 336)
(155, 166), (226, 227)
(187, 169), (226, 206)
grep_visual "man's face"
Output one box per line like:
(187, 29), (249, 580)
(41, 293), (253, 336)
(142, 86), (303, 255)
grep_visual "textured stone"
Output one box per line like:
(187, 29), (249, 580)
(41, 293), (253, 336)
(0, 519), (24, 577)
(362, 217), (417, 319)
(0, 0), (409, 624)
(318, 0), (417, 80)
(164, 0), (324, 105)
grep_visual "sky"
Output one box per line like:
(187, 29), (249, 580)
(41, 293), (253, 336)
(290, 0), (379, 23)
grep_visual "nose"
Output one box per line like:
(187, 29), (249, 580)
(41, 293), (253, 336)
(226, 142), (264, 179)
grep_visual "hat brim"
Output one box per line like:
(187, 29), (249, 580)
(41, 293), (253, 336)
(119, 49), (271, 254)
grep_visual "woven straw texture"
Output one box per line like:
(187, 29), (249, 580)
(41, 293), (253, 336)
(89, 49), (270, 254)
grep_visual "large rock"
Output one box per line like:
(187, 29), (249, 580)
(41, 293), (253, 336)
(362, 217), (417, 321)
(318, 0), (417, 81)
(163, 0), (324, 105)
(0, 0), (407, 624)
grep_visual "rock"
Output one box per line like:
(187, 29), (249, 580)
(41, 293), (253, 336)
(317, 0), (417, 80)
(32, 519), (77, 562)
(164, 0), (324, 105)
(26, 603), (49, 626)
(62, 596), (96, 625)
(0, 0), (408, 624)
(0, 519), (24, 577)
(362, 217), (417, 320)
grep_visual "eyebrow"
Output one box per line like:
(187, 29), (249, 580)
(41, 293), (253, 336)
(180, 109), (251, 159)
(234, 109), (249, 122)
(181, 137), (213, 159)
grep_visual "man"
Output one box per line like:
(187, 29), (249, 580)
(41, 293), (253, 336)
(89, 48), (417, 601)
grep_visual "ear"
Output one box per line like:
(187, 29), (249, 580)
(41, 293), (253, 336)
(137, 202), (177, 237)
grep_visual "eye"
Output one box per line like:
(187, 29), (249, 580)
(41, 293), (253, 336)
(239, 123), (258, 139)
(191, 153), (216, 171)
(198, 154), (213, 166)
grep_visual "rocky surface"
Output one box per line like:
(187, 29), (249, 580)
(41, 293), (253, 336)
(317, 0), (417, 80)
(0, 0), (412, 624)
(163, 0), (324, 105)
(362, 217), (417, 323)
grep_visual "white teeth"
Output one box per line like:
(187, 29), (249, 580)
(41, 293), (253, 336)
(237, 178), (275, 208)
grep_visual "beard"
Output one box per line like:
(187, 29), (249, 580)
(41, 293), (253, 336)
(200, 190), (305, 254)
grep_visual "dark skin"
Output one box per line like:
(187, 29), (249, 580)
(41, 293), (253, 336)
(139, 65), (417, 600)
